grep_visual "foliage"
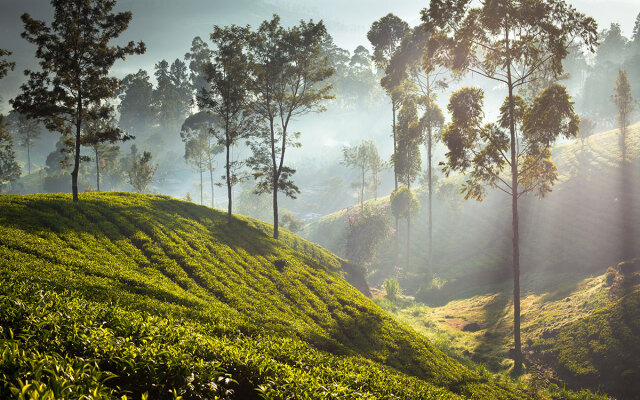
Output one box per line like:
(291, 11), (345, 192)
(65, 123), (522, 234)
(10, 0), (145, 202)
(280, 210), (305, 233)
(390, 186), (420, 221)
(127, 150), (157, 193)
(384, 276), (401, 301)
(611, 69), (636, 161)
(344, 203), (392, 267)
(394, 97), (422, 187)
(0, 115), (21, 192)
(0, 193), (532, 399)
(116, 69), (154, 135)
(82, 106), (134, 192)
(0, 48), (15, 80)
(6, 112), (41, 176)
(578, 117), (597, 146)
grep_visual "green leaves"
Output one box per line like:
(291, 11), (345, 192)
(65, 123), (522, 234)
(523, 84), (579, 145)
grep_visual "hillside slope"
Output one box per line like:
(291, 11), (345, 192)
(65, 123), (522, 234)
(304, 122), (640, 297)
(531, 262), (640, 399)
(0, 193), (528, 399)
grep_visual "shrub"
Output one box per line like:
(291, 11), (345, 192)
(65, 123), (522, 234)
(384, 276), (401, 301)
(618, 259), (638, 276)
(605, 267), (617, 286)
(344, 203), (392, 267)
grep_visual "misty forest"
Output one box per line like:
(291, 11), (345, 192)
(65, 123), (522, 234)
(0, 0), (639, 398)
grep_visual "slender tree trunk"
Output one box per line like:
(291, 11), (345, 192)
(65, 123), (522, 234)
(200, 167), (203, 206)
(506, 29), (523, 372)
(27, 143), (31, 176)
(72, 98), (82, 202)
(95, 147), (100, 192)
(621, 119), (627, 163)
(407, 214), (411, 268)
(210, 165), (215, 209)
(427, 124), (433, 283)
(361, 165), (365, 208)
(392, 100), (398, 191)
(273, 175), (279, 239)
(226, 141), (232, 224)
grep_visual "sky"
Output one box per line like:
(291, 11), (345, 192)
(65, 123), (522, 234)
(0, 0), (638, 111)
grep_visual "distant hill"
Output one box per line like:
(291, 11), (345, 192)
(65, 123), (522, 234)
(303, 122), (640, 298)
(0, 193), (530, 399)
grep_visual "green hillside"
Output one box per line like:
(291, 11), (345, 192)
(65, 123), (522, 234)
(531, 260), (640, 400)
(304, 122), (640, 298)
(0, 193), (531, 399)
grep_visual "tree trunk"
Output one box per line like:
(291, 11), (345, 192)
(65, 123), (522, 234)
(361, 164), (365, 208)
(200, 167), (203, 206)
(273, 176), (279, 239)
(506, 30), (523, 372)
(392, 100), (398, 191)
(72, 98), (82, 202)
(210, 165), (215, 209)
(427, 123), (433, 283)
(226, 142), (232, 224)
(407, 214), (411, 269)
(27, 143), (31, 176)
(95, 147), (100, 192)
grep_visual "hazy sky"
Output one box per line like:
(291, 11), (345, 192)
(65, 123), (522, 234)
(0, 0), (638, 110)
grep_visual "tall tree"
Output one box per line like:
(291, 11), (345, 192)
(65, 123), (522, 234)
(342, 140), (377, 208)
(394, 97), (422, 190)
(368, 14), (410, 190)
(153, 60), (182, 131)
(8, 111), (42, 175)
(578, 116), (596, 148)
(198, 25), (252, 223)
(127, 149), (156, 193)
(82, 106), (132, 191)
(185, 37), (213, 98)
(11, 0), (145, 202)
(611, 69), (636, 162)
(247, 15), (334, 239)
(393, 97), (422, 267)
(367, 143), (385, 199)
(383, 23), (449, 282)
(426, 0), (596, 370)
(116, 69), (154, 135)
(0, 114), (21, 192)
(169, 59), (193, 117)
(0, 51), (19, 192)
(181, 111), (223, 208)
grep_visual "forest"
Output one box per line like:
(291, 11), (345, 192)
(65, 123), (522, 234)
(0, 0), (639, 399)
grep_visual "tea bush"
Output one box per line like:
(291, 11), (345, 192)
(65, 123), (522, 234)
(0, 193), (532, 399)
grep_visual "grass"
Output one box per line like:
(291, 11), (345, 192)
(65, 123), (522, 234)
(0, 192), (533, 399)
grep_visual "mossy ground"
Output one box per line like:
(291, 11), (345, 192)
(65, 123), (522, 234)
(0, 192), (533, 399)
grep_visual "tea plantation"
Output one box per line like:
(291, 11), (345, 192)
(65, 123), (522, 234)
(0, 193), (532, 399)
